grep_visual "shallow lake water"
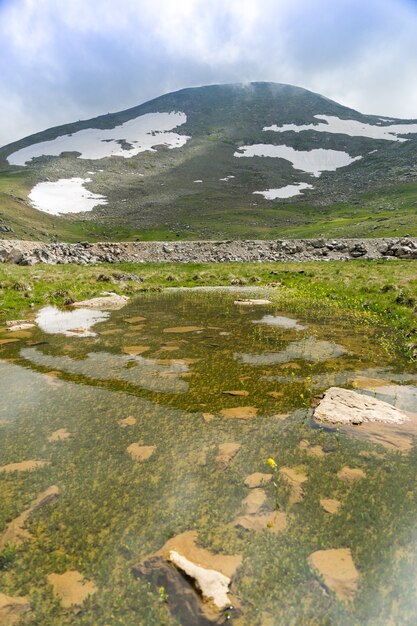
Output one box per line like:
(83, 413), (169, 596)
(1, 289), (417, 625)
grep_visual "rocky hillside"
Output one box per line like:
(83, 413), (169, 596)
(1, 82), (417, 241)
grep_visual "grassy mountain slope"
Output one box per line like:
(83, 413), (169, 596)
(1, 82), (417, 241)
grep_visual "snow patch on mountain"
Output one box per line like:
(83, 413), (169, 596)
(8, 112), (189, 166)
(264, 115), (417, 142)
(253, 183), (313, 199)
(234, 144), (361, 176)
(28, 177), (107, 214)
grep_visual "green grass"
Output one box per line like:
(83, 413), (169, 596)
(1, 168), (417, 242)
(1, 259), (417, 360)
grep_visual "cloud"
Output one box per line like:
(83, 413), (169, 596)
(1, 0), (417, 146)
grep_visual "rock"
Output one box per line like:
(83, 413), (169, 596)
(202, 412), (215, 423)
(233, 299), (272, 305)
(308, 548), (360, 601)
(337, 466), (366, 481)
(242, 488), (267, 514)
(244, 472), (273, 488)
(299, 440), (325, 458)
(119, 416), (137, 427)
(127, 443), (156, 461)
(279, 467), (308, 504)
(320, 498), (341, 514)
(47, 571), (97, 610)
(314, 387), (408, 425)
(0, 460), (50, 473)
(0, 486), (60, 549)
(234, 511), (287, 533)
(132, 557), (218, 625)
(222, 390), (249, 397)
(219, 406), (258, 419)
(122, 345), (150, 356)
(139, 531), (242, 619)
(6, 322), (35, 332)
(216, 443), (241, 469)
(163, 326), (204, 333)
(48, 428), (71, 442)
(168, 550), (231, 611)
(72, 293), (129, 310)
(0, 593), (31, 625)
(125, 316), (146, 323)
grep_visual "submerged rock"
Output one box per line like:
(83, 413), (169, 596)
(127, 443), (156, 461)
(168, 550), (231, 611)
(234, 511), (287, 533)
(0, 460), (50, 473)
(314, 387), (408, 425)
(119, 416), (137, 427)
(244, 473), (273, 488)
(219, 406), (258, 419)
(337, 466), (366, 481)
(0, 485), (60, 549)
(0, 593), (31, 626)
(47, 571), (97, 610)
(216, 443), (241, 469)
(48, 428), (71, 442)
(135, 530), (242, 622)
(242, 488), (267, 515)
(320, 498), (341, 514)
(308, 548), (360, 601)
(279, 467), (308, 504)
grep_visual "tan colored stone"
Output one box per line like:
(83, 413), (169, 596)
(127, 443), (156, 461)
(163, 326), (204, 333)
(299, 440), (325, 458)
(279, 467), (308, 504)
(337, 467), (366, 481)
(234, 511), (287, 533)
(320, 498), (341, 514)
(47, 571), (97, 610)
(123, 345), (150, 356)
(0, 460), (50, 473)
(222, 390), (249, 397)
(0, 593), (31, 625)
(155, 531), (242, 579)
(48, 428), (71, 442)
(0, 486), (60, 549)
(244, 472), (273, 488)
(202, 412), (215, 423)
(125, 316), (146, 323)
(216, 443), (241, 469)
(267, 391), (283, 399)
(119, 416), (137, 427)
(242, 488), (267, 515)
(308, 548), (360, 601)
(220, 406), (258, 419)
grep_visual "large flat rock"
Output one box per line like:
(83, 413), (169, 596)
(314, 387), (409, 425)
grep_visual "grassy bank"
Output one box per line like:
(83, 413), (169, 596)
(1, 259), (417, 360)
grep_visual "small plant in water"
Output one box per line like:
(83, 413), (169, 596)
(158, 586), (169, 603)
(267, 457), (281, 510)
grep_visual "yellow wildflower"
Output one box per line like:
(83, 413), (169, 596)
(267, 457), (277, 469)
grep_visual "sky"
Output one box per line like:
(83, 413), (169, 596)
(1, 0), (417, 146)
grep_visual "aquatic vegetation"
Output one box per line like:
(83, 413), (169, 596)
(0, 286), (416, 624)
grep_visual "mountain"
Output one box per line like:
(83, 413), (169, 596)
(1, 82), (417, 242)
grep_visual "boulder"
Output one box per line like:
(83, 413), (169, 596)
(313, 387), (408, 425)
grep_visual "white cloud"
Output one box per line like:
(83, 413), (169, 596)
(0, 0), (417, 146)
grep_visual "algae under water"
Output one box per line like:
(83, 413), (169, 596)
(0, 289), (417, 624)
